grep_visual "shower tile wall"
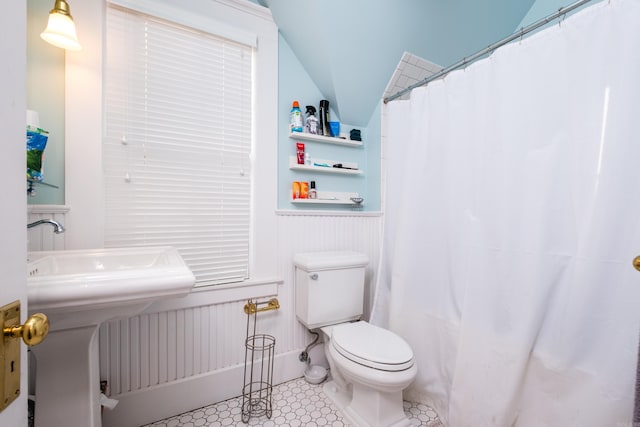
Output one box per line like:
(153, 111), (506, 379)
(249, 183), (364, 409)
(383, 52), (443, 101)
(99, 213), (382, 425)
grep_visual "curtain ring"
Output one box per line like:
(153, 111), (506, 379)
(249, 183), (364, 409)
(519, 27), (525, 44)
(557, 8), (562, 27)
(557, 7), (566, 27)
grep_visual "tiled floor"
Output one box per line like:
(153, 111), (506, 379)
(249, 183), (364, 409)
(143, 377), (441, 427)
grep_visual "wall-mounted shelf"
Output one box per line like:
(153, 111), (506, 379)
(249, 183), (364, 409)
(289, 157), (363, 175)
(284, 124), (366, 210)
(291, 191), (363, 206)
(291, 199), (360, 205)
(289, 131), (362, 147)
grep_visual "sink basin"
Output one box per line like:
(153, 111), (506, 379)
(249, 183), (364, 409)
(28, 246), (195, 328)
(27, 246), (195, 427)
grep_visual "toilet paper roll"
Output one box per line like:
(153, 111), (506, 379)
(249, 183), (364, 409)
(100, 393), (119, 410)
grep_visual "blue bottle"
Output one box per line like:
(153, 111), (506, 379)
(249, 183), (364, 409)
(290, 101), (303, 133)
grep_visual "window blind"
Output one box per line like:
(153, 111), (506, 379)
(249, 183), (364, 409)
(104, 4), (253, 285)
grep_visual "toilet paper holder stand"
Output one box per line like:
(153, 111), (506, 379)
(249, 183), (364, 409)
(241, 297), (279, 423)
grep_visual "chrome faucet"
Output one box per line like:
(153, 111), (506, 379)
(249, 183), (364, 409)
(27, 219), (65, 234)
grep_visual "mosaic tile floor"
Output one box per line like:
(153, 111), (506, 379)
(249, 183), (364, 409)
(143, 377), (442, 427)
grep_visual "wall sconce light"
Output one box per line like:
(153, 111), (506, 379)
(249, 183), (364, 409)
(40, 0), (81, 51)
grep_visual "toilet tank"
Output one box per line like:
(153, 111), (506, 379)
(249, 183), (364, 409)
(294, 251), (369, 330)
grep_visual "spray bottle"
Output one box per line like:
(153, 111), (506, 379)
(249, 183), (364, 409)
(304, 105), (319, 134)
(290, 101), (303, 133)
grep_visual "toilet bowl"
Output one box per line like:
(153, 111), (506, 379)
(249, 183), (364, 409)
(321, 321), (417, 427)
(294, 251), (417, 427)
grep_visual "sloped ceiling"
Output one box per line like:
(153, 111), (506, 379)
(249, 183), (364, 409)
(259, 0), (536, 126)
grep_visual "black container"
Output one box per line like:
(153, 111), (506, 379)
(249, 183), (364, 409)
(319, 100), (330, 137)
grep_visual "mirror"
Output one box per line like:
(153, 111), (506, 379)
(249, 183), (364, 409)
(27, 0), (66, 205)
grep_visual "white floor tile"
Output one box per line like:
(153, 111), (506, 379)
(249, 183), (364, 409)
(143, 377), (441, 427)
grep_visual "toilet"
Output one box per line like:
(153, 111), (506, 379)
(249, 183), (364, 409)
(294, 251), (417, 427)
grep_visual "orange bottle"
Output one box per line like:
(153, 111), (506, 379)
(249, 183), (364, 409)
(300, 182), (309, 199)
(292, 181), (301, 199)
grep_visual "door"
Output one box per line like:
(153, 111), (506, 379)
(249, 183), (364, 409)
(0, 1), (28, 426)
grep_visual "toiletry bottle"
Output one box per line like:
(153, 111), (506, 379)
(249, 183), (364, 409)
(292, 181), (301, 199)
(290, 101), (303, 133)
(296, 142), (305, 164)
(319, 100), (330, 137)
(309, 181), (317, 199)
(305, 106), (319, 134)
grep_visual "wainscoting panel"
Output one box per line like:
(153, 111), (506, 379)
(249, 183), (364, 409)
(100, 300), (251, 395)
(99, 213), (382, 426)
(27, 205), (69, 251)
(275, 213), (383, 323)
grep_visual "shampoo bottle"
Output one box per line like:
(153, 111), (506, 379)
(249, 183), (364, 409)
(290, 101), (303, 133)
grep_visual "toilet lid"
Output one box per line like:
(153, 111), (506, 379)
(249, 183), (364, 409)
(331, 322), (414, 372)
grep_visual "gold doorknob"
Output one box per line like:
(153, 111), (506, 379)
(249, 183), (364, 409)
(3, 312), (49, 346)
(634, 256), (640, 272)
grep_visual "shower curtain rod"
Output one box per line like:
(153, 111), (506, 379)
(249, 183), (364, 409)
(383, 0), (594, 104)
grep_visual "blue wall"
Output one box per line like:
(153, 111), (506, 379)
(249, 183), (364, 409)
(277, 34), (380, 211)
(365, 101), (382, 211)
(270, 1), (544, 213)
(518, 0), (604, 28)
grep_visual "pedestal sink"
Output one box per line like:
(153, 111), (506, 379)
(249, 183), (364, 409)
(27, 246), (196, 427)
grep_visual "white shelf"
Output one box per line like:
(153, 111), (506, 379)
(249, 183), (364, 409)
(290, 191), (363, 206)
(289, 156), (363, 175)
(289, 131), (363, 147)
(290, 198), (361, 206)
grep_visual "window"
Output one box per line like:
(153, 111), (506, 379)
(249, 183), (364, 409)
(104, 4), (253, 285)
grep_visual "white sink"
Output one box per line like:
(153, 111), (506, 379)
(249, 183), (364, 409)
(28, 246), (195, 330)
(27, 246), (195, 427)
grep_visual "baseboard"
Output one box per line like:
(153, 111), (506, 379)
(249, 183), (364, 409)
(101, 349), (307, 427)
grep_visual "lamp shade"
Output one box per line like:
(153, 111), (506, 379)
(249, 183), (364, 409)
(40, 0), (81, 51)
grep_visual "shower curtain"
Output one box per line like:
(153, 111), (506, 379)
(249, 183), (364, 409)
(375, 0), (640, 426)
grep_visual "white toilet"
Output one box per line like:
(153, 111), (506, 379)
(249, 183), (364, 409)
(294, 251), (417, 427)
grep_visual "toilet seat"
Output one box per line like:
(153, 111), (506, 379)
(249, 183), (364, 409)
(331, 322), (414, 372)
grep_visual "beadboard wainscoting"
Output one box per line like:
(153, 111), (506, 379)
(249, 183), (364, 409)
(27, 205), (69, 252)
(99, 213), (382, 427)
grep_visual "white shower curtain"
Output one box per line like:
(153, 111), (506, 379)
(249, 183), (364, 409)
(375, 1), (640, 426)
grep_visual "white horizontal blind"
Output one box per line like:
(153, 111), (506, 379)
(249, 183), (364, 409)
(104, 4), (253, 285)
